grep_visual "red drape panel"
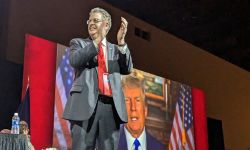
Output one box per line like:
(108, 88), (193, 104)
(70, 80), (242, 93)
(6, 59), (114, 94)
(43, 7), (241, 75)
(192, 88), (209, 150)
(24, 34), (56, 149)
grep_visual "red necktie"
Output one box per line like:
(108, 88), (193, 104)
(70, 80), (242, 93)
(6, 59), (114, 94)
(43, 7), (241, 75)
(98, 42), (112, 96)
(98, 42), (106, 94)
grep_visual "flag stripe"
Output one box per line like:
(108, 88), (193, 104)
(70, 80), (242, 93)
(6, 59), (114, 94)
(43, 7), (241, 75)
(172, 120), (178, 150)
(173, 116), (181, 149)
(56, 69), (69, 111)
(54, 108), (67, 149)
(177, 103), (194, 150)
(186, 130), (193, 150)
(53, 46), (73, 149)
(176, 104), (184, 149)
(55, 85), (72, 149)
(187, 129), (195, 149)
(169, 85), (195, 150)
(53, 127), (61, 149)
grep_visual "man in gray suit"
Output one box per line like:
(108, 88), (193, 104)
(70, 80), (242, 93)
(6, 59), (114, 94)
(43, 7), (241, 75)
(63, 7), (133, 150)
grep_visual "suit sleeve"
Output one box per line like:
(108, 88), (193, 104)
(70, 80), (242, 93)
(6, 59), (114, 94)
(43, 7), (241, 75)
(117, 44), (133, 75)
(69, 38), (98, 69)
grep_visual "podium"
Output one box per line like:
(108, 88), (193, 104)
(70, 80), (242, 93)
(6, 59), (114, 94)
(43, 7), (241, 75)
(0, 133), (29, 150)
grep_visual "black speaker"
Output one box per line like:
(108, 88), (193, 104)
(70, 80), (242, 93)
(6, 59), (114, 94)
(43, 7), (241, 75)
(207, 117), (225, 150)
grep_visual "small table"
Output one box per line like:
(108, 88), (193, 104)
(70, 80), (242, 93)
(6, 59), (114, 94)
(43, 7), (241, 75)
(0, 133), (29, 150)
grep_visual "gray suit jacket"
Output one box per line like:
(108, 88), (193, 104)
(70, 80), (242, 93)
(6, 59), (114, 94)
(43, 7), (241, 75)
(63, 38), (133, 123)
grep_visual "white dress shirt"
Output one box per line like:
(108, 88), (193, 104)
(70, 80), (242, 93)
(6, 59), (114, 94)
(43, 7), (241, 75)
(124, 127), (147, 150)
(93, 38), (128, 71)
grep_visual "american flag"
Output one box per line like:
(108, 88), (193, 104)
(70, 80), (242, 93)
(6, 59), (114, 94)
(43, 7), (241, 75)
(53, 47), (73, 150)
(169, 84), (195, 150)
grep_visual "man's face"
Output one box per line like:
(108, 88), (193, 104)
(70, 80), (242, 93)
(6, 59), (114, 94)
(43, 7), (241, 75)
(87, 12), (109, 40)
(123, 86), (148, 138)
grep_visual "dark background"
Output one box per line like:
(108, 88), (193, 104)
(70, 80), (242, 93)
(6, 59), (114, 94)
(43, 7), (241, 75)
(103, 0), (250, 72)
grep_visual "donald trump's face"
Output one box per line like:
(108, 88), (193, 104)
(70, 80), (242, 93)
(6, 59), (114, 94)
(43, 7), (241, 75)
(123, 86), (148, 138)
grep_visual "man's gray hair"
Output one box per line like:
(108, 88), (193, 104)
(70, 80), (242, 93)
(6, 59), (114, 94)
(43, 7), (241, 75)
(89, 7), (112, 32)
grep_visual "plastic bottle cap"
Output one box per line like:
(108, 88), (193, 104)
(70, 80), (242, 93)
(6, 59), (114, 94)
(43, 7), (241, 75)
(14, 113), (18, 116)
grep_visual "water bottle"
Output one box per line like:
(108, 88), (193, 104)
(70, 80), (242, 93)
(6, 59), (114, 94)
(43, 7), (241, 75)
(11, 113), (20, 134)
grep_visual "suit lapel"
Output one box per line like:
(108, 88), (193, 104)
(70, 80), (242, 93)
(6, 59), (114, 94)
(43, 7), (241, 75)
(107, 42), (113, 60)
(118, 126), (128, 150)
(107, 42), (115, 73)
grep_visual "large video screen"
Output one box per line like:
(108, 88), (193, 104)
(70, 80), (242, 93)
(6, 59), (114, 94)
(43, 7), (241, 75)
(53, 44), (195, 150)
(23, 34), (206, 150)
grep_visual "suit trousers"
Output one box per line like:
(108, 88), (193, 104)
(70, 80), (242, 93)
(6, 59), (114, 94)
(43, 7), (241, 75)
(70, 95), (121, 150)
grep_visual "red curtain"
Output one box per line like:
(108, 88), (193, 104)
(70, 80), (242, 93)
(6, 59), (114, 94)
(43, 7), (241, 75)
(24, 34), (56, 149)
(192, 88), (209, 150)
